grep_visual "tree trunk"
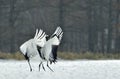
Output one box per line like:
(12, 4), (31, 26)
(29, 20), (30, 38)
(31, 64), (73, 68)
(107, 0), (113, 53)
(115, 0), (120, 53)
(9, 0), (16, 53)
(87, 0), (94, 52)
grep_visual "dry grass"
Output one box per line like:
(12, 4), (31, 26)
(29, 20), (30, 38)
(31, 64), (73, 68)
(0, 52), (25, 60)
(58, 52), (120, 60)
(0, 51), (120, 60)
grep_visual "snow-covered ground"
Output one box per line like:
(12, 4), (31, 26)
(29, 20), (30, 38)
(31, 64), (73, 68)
(0, 60), (120, 79)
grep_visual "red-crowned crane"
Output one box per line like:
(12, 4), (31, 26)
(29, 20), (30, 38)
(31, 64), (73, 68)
(38, 27), (63, 72)
(20, 27), (63, 72)
(20, 29), (47, 71)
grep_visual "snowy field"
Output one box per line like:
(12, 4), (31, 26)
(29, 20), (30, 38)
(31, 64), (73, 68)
(0, 60), (120, 79)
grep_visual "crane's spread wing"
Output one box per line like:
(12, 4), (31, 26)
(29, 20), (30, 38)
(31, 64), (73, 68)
(48, 27), (63, 64)
(33, 29), (47, 59)
(34, 29), (47, 47)
(20, 29), (47, 58)
(51, 26), (63, 42)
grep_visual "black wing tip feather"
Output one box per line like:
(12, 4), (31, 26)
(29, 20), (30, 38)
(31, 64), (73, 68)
(50, 45), (58, 64)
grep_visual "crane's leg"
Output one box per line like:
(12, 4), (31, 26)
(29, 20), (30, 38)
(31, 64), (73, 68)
(24, 53), (32, 71)
(42, 63), (46, 71)
(27, 59), (32, 71)
(39, 62), (42, 71)
(47, 61), (54, 72)
(39, 62), (46, 71)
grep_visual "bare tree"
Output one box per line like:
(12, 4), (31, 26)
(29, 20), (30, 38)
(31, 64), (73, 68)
(107, 0), (113, 53)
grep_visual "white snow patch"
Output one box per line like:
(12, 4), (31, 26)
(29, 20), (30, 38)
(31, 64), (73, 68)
(0, 60), (120, 79)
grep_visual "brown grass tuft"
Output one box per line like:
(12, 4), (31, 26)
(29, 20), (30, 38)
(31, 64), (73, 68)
(58, 52), (120, 60)
(0, 51), (119, 60)
(0, 52), (25, 60)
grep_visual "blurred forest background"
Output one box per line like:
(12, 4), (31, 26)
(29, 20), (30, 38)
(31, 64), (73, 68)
(0, 0), (120, 59)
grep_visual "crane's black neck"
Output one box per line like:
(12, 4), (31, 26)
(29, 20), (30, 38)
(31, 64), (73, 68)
(37, 46), (45, 60)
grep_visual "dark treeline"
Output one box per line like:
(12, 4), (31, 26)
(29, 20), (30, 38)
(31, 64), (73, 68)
(0, 0), (120, 53)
